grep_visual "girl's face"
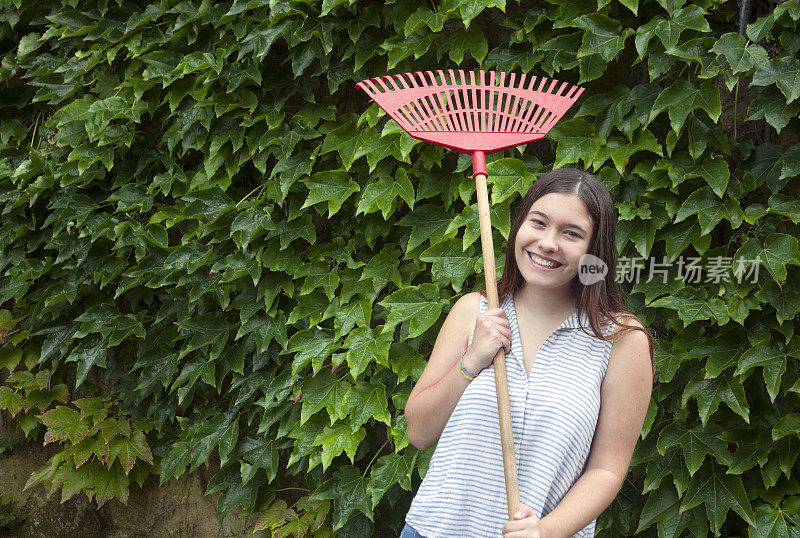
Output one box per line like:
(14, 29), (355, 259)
(514, 192), (594, 290)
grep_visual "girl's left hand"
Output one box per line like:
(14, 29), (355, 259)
(502, 504), (545, 537)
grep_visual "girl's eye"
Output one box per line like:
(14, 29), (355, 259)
(532, 219), (580, 238)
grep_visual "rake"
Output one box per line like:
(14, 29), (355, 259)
(357, 69), (583, 520)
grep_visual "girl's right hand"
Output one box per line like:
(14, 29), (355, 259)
(463, 308), (512, 372)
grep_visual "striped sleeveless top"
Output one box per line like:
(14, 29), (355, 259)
(404, 293), (614, 537)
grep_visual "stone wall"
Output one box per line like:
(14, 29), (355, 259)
(0, 440), (263, 537)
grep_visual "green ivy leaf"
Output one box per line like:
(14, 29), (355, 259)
(619, 0), (639, 15)
(358, 130), (406, 171)
(404, 7), (446, 36)
(331, 298), (372, 339)
(674, 187), (743, 235)
(773, 0), (800, 21)
(176, 312), (230, 362)
(746, 14), (774, 43)
(777, 144), (800, 180)
(650, 79), (721, 135)
(750, 502), (800, 538)
(356, 168), (415, 219)
(656, 421), (732, 476)
(39, 407), (89, 445)
(108, 432), (153, 475)
(360, 247), (403, 297)
(367, 452), (415, 509)
(237, 436), (280, 484)
(340, 381), (392, 432)
(314, 422), (366, 472)
(655, 5), (711, 51)
(403, 6), (446, 36)
(320, 118), (374, 170)
(548, 118), (603, 169)
(0, 386), (24, 417)
(679, 464), (757, 531)
(635, 16), (661, 59)
(382, 31), (434, 69)
(460, 0), (505, 28)
(683, 328), (746, 379)
(643, 446), (690, 495)
(321, 0), (355, 16)
(397, 204), (457, 253)
(53, 462), (105, 504)
(379, 284), (447, 338)
(752, 56), (800, 104)
(734, 338), (787, 401)
(486, 158), (537, 204)
(90, 463), (129, 507)
(298, 264), (340, 302)
(438, 25), (488, 64)
(420, 239), (476, 292)
(286, 290), (331, 327)
(140, 50), (183, 85)
(711, 33), (769, 74)
(661, 152), (730, 197)
(574, 14), (632, 62)
(681, 371), (750, 426)
(230, 206), (274, 252)
(237, 312), (289, 354)
(17, 32), (42, 57)
(756, 234), (800, 282)
(159, 441), (190, 485)
(746, 85), (800, 133)
(299, 371), (350, 426)
(205, 463), (266, 518)
(658, 219), (709, 263)
(65, 335), (107, 388)
(668, 37), (720, 79)
(387, 343), (426, 384)
(341, 328), (392, 380)
(595, 129), (662, 174)
(652, 347), (682, 383)
(651, 287), (729, 326)
(285, 328), (339, 379)
(636, 485), (682, 533)
(308, 465), (372, 530)
(771, 414), (800, 442)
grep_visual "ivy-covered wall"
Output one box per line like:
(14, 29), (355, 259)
(1, 0), (799, 536)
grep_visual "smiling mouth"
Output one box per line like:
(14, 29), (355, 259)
(528, 251), (563, 269)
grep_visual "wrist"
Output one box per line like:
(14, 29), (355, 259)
(538, 516), (558, 538)
(460, 348), (482, 376)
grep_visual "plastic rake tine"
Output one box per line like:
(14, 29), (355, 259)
(356, 69), (583, 521)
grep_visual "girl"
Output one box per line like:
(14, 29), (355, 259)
(400, 168), (654, 537)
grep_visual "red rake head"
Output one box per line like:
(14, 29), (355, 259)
(357, 70), (584, 155)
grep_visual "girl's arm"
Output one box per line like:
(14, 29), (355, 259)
(404, 292), (482, 450)
(539, 321), (653, 537)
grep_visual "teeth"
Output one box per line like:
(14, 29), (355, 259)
(529, 253), (560, 268)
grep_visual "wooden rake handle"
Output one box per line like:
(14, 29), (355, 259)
(473, 151), (520, 520)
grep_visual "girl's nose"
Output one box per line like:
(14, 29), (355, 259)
(538, 230), (559, 252)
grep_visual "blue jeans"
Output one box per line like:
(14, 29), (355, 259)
(399, 521), (426, 538)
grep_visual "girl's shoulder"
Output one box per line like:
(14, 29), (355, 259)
(447, 292), (485, 327)
(452, 291), (484, 313)
(604, 311), (646, 340)
(440, 292), (484, 347)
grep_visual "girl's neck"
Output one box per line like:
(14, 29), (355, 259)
(513, 283), (578, 319)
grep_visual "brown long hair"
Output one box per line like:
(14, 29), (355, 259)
(494, 168), (655, 367)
